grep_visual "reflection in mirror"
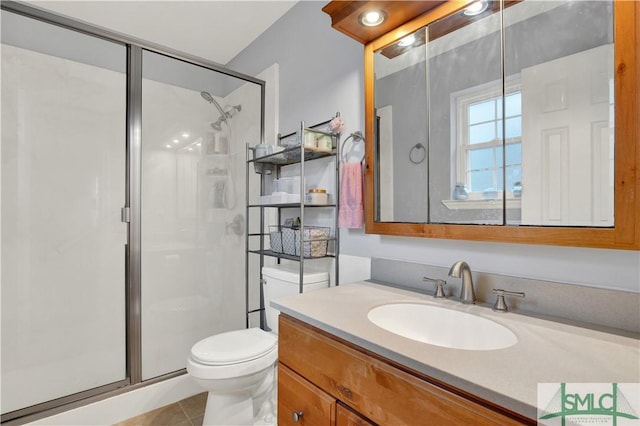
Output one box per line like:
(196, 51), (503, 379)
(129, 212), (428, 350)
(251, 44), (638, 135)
(506, 1), (614, 227)
(427, 4), (503, 225)
(374, 27), (428, 222)
(373, 0), (614, 227)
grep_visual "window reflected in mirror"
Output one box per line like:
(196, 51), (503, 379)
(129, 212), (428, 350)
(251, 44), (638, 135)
(373, 0), (614, 228)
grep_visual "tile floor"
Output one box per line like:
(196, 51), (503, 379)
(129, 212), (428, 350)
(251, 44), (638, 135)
(112, 392), (206, 426)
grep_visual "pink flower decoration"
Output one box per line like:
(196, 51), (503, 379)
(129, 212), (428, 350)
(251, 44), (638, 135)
(329, 116), (344, 134)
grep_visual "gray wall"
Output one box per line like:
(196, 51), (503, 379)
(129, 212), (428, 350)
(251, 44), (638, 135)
(228, 1), (639, 293)
(1, 9), (253, 97)
(227, 1), (363, 138)
(375, 61), (428, 222)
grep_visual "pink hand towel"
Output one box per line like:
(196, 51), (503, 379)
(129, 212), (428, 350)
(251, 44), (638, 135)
(339, 162), (364, 228)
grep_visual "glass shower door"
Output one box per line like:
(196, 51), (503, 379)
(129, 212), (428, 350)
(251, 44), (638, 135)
(1, 10), (127, 415)
(140, 50), (262, 380)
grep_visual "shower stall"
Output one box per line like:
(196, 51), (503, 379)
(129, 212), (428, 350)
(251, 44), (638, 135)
(1, 4), (263, 423)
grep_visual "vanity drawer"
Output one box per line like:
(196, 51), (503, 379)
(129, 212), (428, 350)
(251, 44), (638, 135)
(336, 402), (376, 426)
(279, 314), (532, 425)
(278, 363), (336, 425)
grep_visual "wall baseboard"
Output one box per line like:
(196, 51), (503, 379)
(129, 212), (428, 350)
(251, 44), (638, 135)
(26, 374), (200, 426)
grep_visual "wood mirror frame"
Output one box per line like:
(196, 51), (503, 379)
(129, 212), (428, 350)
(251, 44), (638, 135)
(362, 0), (639, 250)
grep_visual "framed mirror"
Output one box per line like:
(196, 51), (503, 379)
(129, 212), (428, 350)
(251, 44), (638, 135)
(364, 0), (639, 249)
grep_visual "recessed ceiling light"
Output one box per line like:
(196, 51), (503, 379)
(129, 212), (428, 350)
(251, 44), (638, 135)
(173, 139), (179, 144)
(463, 1), (489, 16)
(398, 34), (416, 47)
(181, 132), (190, 138)
(165, 144), (172, 149)
(359, 9), (386, 27)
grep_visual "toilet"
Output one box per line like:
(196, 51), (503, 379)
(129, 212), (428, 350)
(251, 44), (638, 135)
(187, 263), (329, 425)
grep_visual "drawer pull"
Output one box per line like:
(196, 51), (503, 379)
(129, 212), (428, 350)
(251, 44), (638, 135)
(292, 410), (303, 422)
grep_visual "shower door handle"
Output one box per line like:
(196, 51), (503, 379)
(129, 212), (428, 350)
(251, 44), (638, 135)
(121, 207), (131, 223)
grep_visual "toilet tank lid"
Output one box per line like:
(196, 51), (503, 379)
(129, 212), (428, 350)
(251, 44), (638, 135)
(262, 263), (329, 284)
(191, 328), (277, 365)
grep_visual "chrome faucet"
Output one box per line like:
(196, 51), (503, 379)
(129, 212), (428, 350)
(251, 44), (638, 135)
(448, 261), (476, 304)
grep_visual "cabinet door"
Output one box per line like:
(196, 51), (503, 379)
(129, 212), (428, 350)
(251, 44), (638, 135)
(336, 403), (376, 426)
(278, 364), (336, 425)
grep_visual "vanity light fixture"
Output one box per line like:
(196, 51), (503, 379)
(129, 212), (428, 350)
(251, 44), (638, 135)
(358, 9), (387, 27)
(398, 34), (416, 47)
(463, 1), (490, 16)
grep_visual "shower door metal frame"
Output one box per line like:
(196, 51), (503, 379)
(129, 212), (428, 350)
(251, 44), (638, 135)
(0, 2), (265, 424)
(126, 45), (144, 386)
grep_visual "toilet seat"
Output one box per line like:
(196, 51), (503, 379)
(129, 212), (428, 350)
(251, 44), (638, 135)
(187, 328), (278, 380)
(191, 328), (277, 365)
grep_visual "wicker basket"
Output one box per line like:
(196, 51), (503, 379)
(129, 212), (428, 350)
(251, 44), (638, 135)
(281, 226), (330, 258)
(269, 226), (283, 253)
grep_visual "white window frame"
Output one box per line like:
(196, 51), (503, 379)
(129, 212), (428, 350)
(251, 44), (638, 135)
(451, 77), (522, 199)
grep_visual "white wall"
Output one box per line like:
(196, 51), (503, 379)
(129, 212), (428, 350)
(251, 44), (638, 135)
(227, 1), (640, 293)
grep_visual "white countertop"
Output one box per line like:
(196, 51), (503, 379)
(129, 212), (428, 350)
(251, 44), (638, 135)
(271, 281), (640, 420)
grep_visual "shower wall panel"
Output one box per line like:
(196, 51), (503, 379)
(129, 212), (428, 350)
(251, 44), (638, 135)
(1, 42), (127, 413)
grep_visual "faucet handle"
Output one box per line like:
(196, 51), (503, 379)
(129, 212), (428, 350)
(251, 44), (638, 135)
(423, 277), (447, 298)
(492, 289), (525, 312)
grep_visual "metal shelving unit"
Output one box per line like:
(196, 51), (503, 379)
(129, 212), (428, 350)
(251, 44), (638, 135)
(245, 117), (340, 329)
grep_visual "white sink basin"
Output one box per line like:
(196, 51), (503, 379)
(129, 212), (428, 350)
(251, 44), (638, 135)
(367, 303), (517, 350)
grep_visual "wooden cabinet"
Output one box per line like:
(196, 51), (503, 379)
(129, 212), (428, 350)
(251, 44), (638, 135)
(278, 363), (335, 425)
(336, 403), (375, 426)
(278, 314), (535, 426)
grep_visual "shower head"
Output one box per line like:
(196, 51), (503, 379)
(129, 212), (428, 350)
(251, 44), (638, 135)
(201, 90), (242, 133)
(211, 121), (222, 131)
(201, 91), (214, 104)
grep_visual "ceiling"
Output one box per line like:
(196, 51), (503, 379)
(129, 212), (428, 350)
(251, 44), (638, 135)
(26, 0), (299, 65)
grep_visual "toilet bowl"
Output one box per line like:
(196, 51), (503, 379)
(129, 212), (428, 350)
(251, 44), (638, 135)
(187, 263), (329, 425)
(187, 328), (278, 425)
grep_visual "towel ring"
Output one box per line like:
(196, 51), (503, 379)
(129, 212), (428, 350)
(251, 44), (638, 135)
(340, 131), (365, 163)
(409, 143), (426, 164)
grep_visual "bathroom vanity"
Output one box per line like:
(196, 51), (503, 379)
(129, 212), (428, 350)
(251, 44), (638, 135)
(278, 315), (528, 425)
(274, 282), (639, 425)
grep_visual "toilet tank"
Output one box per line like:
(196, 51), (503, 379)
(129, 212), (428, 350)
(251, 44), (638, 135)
(262, 263), (329, 334)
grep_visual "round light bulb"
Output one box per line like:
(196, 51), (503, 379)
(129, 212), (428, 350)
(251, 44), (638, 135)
(398, 34), (416, 47)
(359, 9), (386, 27)
(463, 1), (489, 16)
(364, 11), (380, 24)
